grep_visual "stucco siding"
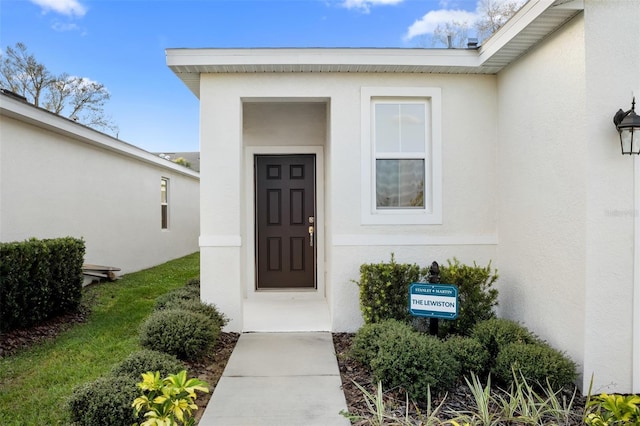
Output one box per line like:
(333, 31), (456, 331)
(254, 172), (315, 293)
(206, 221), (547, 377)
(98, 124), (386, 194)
(199, 72), (499, 332)
(497, 13), (587, 385)
(582, 0), (639, 393)
(0, 100), (200, 275)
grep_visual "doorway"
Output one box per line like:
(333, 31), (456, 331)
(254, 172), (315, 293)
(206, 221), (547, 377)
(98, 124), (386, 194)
(255, 155), (316, 289)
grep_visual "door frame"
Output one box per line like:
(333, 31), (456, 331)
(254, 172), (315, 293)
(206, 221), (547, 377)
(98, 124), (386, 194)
(243, 146), (325, 300)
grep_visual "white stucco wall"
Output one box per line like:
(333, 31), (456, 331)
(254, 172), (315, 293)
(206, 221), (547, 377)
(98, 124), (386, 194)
(582, 0), (639, 393)
(198, 72), (498, 332)
(496, 13), (587, 384)
(497, 1), (640, 393)
(0, 96), (200, 276)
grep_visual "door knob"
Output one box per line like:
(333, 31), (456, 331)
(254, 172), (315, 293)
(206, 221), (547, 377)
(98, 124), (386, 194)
(308, 225), (314, 247)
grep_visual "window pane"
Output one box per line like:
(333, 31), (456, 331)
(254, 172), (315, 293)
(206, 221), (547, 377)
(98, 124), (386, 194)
(376, 159), (425, 208)
(400, 104), (426, 153)
(375, 104), (400, 152)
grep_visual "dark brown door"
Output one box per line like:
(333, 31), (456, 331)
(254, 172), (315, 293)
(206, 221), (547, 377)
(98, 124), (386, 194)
(255, 155), (316, 289)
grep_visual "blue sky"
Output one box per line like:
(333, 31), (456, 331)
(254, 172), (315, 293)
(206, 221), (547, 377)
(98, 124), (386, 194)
(1, 0), (491, 153)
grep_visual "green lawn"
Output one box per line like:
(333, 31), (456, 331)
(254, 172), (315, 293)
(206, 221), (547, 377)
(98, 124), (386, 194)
(0, 252), (200, 425)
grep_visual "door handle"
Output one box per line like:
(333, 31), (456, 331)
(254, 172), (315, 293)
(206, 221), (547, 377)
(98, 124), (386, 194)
(308, 225), (314, 247)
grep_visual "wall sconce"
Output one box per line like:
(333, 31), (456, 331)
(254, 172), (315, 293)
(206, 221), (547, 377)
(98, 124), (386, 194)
(613, 97), (640, 155)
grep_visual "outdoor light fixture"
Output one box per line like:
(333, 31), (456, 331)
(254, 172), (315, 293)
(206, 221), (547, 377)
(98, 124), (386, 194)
(613, 97), (640, 155)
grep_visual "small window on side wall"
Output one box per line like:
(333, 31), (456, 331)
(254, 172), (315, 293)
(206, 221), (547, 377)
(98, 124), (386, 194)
(361, 87), (442, 225)
(161, 178), (169, 229)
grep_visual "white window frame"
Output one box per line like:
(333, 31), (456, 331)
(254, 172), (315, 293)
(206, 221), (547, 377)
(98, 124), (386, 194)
(361, 87), (442, 225)
(161, 177), (169, 230)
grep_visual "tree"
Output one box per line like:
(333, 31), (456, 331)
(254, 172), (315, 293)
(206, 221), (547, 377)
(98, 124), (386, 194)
(0, 42), (118, 135)
(475, 0), (524, 41)
(427, 0), (525, 48)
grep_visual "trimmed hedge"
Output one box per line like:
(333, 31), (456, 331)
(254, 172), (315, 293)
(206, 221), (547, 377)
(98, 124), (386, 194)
(157, 297), (228, 329)
(0, 237), (85, 332)
(67, 375), (139, 426)
(494, 342), (577, 389)
(356, 254), (424, 324)
(371, 328), (459, 399)
(443, 336), (490, 379)
(438, 258), (499, 337)
(350, 319), (414, 366)
(471, 318), (538, 361)
(139, 308), (219, 361)
(110, 349), (186, 380)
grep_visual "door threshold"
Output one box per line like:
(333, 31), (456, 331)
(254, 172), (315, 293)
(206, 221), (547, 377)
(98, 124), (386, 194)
(243, 298), (331, 332)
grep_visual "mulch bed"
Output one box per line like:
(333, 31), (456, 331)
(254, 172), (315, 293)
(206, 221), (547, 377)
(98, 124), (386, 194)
(332, 332), (587, 425)
(2, 312), (586, 425)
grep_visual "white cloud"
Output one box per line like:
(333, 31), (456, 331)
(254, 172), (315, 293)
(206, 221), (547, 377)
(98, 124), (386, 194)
(52, 21), (80, 32)
(404, 9), (478, 41)
(30, 0), (87, 17)
(341, 0), (404, 13)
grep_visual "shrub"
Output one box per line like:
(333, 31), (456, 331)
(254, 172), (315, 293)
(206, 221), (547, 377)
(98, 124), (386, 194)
(443, 335), (490, 379)
(67, 375), (139, 426)
(350, 319), (415, 366)
(139, 309), (219, 361)
(133, 370), (209, 425)
(0, 237), (84, 332)
(438, 258), (499, 337)
(493, 342), (577, 389)
(370, 328), (459, 399)
(156, 297), (228, 329)
(153, 285), (199, 310)
(110, 349), (185, 380)
(471, 318), (538, 361)
(356, 254), (425, 324)
(186, 278), (200, 288)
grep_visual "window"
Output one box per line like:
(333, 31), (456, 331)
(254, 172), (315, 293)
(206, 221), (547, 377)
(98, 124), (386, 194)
(361, 87), (442, 225)
(161, 178), (169, 229)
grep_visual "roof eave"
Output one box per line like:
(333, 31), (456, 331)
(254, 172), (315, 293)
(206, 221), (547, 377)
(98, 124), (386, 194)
(166, 0), (584, 99)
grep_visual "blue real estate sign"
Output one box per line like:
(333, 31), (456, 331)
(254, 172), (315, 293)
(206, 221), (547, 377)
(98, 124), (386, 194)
(409, 283), (459, 320)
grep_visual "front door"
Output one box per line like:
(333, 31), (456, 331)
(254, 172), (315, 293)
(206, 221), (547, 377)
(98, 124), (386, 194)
(255, 155), (316, 289)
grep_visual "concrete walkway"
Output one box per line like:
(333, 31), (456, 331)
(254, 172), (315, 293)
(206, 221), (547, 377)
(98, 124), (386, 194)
(199, 332), (351, 426)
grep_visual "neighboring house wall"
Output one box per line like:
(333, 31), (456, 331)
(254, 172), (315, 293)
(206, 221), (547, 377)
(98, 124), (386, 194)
(496, 14), (588, 386)
(0, 95), (200, 275)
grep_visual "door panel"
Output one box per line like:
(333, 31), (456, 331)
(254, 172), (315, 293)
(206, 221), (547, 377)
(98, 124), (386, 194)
(256, 155), (316, 289)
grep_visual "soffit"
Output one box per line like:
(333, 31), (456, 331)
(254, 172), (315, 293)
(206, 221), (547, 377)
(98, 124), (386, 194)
(166, 0), (583, 98)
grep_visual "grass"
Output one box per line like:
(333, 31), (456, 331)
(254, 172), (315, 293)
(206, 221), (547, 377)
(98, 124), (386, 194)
(0, 252), (200, 425)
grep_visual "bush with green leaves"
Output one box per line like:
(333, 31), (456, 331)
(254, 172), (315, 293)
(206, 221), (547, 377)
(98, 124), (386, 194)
(471, 318), (538, 361)
(350, 319), (415, 366)
(156, 297), (228, 329)
(67, 375), (139, 426)
(355, 254), (425, 324)
(370, 326), (459, 399)
(437, 258), (499, 337)
(153, 285), (200, 310)
(110, 349), (186, 380)
(585, 393), (640, 425)
(443, 335), (490, 379)
(493, 342), (577, 389)
(139, 309), (219, 361)
(133, 370), (209, 425)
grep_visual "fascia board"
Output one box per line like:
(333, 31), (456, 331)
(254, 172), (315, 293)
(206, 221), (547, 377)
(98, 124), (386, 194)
(0, 95), (199, 180)
(166, 48), (482, 69)
(478, 0), (556, 63)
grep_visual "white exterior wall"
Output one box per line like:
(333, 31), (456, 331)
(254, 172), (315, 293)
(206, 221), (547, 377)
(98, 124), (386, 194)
(0, 97), (200, 275)
(582, 0), (639, 393)
(198, 72), (498, 332)
(496, 13), (587, 384)
(498, 1), (640, 393)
